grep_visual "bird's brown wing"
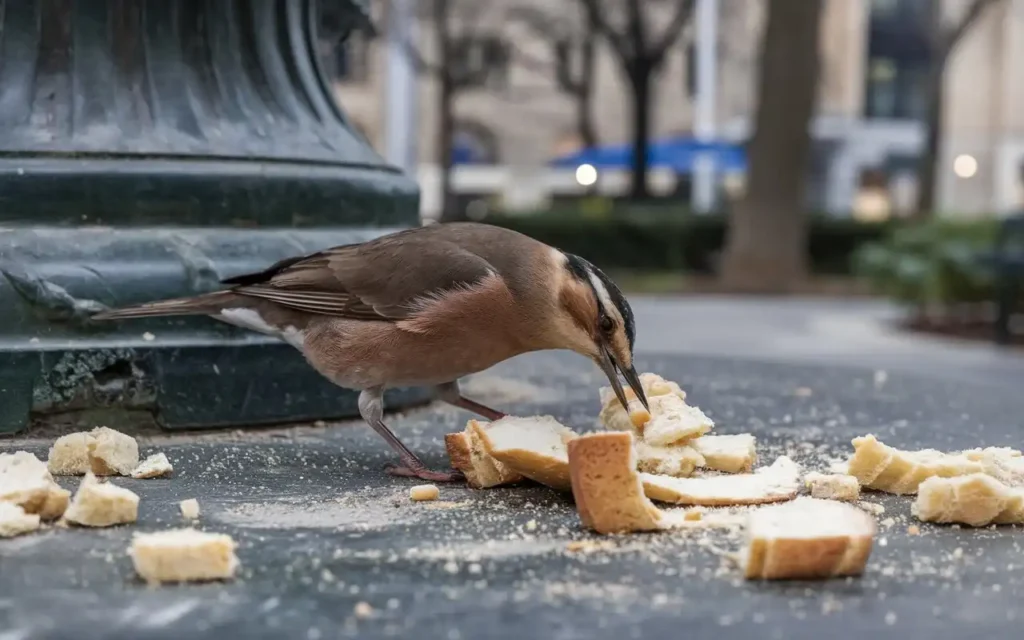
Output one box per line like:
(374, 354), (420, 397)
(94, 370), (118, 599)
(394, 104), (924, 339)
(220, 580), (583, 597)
(224, 229), (498, 321)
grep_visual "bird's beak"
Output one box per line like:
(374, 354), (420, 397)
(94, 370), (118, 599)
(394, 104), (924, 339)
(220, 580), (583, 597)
(597, 348), (649, 413)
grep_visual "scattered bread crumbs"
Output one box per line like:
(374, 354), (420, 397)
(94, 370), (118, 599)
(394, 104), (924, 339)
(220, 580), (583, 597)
(409, 485), (440, 502)
(566, 540), (617, 554)
(131, 453), (173, 479)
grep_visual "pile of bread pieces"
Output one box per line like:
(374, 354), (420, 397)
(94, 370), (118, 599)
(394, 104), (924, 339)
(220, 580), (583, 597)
(445, 372), (1024, 580)
(0, 426), (237, 585)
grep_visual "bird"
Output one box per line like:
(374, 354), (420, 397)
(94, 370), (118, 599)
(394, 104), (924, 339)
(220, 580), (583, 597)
(90, 222), (649, 482)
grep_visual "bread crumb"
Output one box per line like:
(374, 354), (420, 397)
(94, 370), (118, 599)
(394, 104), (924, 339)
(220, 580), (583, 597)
(129, 528), (239, 584)
(63, 472), (139, 527)
(179, 498), (200, 520)
(409, 485), (439, 502)
(0, 502), (41, 538)
(907, 524), (920, 535)
(565, 540), (616, 554)
(353, 602), (374, 619)
(804, 472), (860, 501)
(525, 519), (538, 531)
(684, 509), (703, 522)
(131, 453), (173, 479)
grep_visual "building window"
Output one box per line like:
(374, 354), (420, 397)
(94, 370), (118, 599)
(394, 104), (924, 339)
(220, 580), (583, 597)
(864, 0), (933, 121)
(451, 36), (509, 90)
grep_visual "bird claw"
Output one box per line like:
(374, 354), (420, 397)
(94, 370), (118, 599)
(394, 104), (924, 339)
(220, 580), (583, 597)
(384, 463), (465, 483)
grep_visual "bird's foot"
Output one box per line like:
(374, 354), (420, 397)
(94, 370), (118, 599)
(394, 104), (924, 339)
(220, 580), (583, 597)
(384, 463), (465, 483)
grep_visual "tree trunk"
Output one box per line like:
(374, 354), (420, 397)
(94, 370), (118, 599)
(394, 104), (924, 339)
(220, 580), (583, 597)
(577, 39), (597, 148)
(628, 62), (652, 200)
(719, 0), (823, 293)
(913, 61), (945, 219)
(437, 75), (460, 222)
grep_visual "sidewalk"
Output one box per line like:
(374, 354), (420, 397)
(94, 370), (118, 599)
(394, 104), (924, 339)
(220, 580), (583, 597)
(631, 295), (1024, 389)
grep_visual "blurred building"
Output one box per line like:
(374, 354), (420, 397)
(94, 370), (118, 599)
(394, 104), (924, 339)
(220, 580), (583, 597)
(330, 0), (1024, 219)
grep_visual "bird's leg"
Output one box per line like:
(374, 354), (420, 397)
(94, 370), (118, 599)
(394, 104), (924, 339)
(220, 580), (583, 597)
(357, 387), (464, 483)
(436, 381), (506, 422)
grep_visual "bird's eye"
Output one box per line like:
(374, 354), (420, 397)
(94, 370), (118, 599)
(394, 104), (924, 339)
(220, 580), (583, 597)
(600, 315), (614, 332)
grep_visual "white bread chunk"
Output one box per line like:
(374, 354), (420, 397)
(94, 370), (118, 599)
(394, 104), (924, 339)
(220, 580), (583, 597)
(641, 395), (714, 446)
(635, 441), (705, 477)
(742, 497), (877, 580)
(0, 451), (71, 521)
(691, 434), (757, 473)
(47, 433), (93, 475)
(804, 472), (861, 501)
(179, 499), (200, 520)
(409, 484), (440, 501)
(444, 420), (524, 488)
(131, 453), (173, 479)
(847, 434), (1023, 494)
(598, 372), (687, 432)
(474, 416), (578, 491)
(912, 473), (1024, 527)
(0, 502), (41, 538)
(48, 427), (140, 476)
(64, 473), (139, 527)
(129, 528), (239, 584)
(641, 456), (801, 506)
(567, 432), (671, 534)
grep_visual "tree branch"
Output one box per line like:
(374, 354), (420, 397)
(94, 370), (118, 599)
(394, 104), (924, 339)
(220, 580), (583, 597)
(941, 0), (1002, 58)
(577, 0), (633, 60)
(650, 0), (696, 62)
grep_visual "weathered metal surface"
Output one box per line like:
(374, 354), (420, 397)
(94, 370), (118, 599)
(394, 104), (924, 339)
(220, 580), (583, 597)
(0, 1), (430, 434)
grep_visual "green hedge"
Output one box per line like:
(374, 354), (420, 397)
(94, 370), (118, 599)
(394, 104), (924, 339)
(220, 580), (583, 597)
(483, 211), (895, 275)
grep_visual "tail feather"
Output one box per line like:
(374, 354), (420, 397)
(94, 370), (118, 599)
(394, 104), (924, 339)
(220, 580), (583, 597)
(91, 291), (235, 321)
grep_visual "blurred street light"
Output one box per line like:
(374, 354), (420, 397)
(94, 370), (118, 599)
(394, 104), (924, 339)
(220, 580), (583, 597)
(575, 164), (598, 187)
(953, 154), (978, 179)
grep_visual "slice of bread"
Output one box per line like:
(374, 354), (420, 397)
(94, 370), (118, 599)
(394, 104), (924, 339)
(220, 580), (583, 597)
(567, 432), (669, 534)
(474, 416), (578, 491)
(912, 473), (1024, 527)
(129, 528), (239, 584)
(444, 420), (524, 488)
(63, 472), (139, 527)
(0, 451), (71, 521)
(691, 434), (757, 473)
(0, 502), (41, 538)
(635, 442), (705, 477)
(804, 472), (861, 501)
(742, 496), (877, 580)
(640, 456), (801, 506)
(131, 453), (173, 479)
(48, 427), (140, 477)
(847, 434), (1023, 494)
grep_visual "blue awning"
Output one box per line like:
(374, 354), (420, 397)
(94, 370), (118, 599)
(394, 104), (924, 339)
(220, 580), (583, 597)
(550, 136), (746, 173)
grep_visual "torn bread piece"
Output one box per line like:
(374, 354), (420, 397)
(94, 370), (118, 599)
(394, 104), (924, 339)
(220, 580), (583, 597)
(742, 496), (877, 580)
(804, 472), (861, 502)
(635, 441), (705, 477)
(641, 395), (714, 446)
(640, 456), (801, 506)
(912, 473), (1024, 527)
(474, 416), (578, 491)
(131, 453), (173, 479)
(0, 451), (71, 521)
(691, 434), (757, 473)
(847, 434), (1023, 494)
(0, 502), (41, 538)
(129, 528), (239, 584)
(63, 473), (139, 527)
(48, 427), (140, 477)
(444, 420), (524, 489)
(567, 432), (672, 534)
(598, 372), (687, 431)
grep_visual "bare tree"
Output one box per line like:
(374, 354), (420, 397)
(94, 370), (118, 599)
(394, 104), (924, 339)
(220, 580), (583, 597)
(508, 7), (599, 148)
(577, 0), (695, 199)
(915, 0), (1003, 218)
(396, 0), (508, 222)
(718, 0), (824, 292)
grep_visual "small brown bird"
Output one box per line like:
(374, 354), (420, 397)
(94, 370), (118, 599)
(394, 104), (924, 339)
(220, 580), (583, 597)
(91, 222), (648, 481)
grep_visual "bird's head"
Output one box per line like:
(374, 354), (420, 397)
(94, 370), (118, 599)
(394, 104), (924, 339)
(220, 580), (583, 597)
(549, 252), (648, 414)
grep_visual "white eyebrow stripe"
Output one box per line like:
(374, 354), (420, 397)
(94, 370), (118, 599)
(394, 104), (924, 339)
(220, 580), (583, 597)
(586, 269), (616, 318)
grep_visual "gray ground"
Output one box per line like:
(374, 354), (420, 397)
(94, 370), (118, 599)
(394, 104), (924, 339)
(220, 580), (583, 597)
(2, 297), (1023, 640)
